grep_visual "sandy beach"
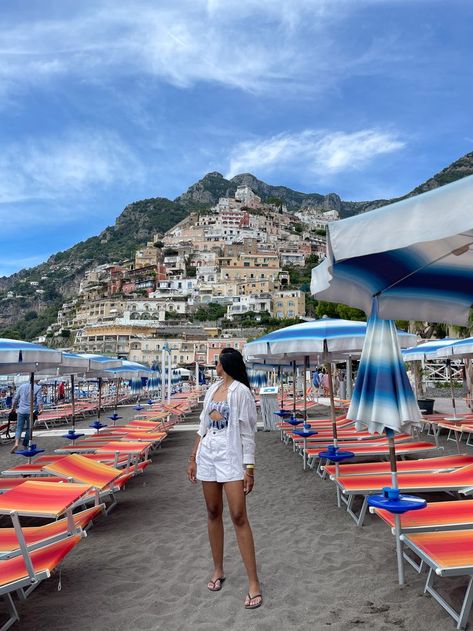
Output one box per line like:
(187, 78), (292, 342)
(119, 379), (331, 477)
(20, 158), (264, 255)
(0, 400), (469, 631)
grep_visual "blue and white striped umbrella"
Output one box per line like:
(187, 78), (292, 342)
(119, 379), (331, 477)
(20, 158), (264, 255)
(0, 338), (63, 373)
(311, 174), (473, 326)
(402, 338), (459, 361)
(434, 336), (473, 358)
(244, 318), (415, 361)
(349, 299), (421, 435)
(130, 376), (143, 394)
(248, 370), (268, 388)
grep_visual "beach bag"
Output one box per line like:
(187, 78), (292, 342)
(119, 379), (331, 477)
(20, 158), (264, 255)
(6, 410), (17, 438)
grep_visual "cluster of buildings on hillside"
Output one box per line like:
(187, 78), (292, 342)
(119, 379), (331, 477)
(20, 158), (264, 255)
(43, 186), (339, 369)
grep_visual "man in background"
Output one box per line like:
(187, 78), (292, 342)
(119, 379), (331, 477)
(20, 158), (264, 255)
(10, 379), (43, 453)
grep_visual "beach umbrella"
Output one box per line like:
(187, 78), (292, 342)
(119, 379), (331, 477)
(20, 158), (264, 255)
(75, 354), (122, 426)
(402, 339), (461, 422)
(311, 174), (473, 326)
(105, 360), (150, 422)
(37, 352), (93, 441)
(244, 319), (416, 467)
(0, 339), (62, 454)
(310, 176), (473, 586)
(346, 300), (427, 585)
(433, 337), (473, 422)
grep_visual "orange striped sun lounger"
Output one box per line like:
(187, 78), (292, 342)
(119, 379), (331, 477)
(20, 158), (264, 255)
(307, 440), (438, 473)
(0, 505), (104, 559)
(2, 453), (133, 477)
(43, 454), (124, 489)
(372, 499), (473, 535)
(0, 477), (69, 494)
(400, 529), (473, 629)
(0, 480), (93, 518)
(0, 535), (82, 630)
(323, 455), (473, 478)
(43, 454), (134, 512)
(335, 464), (473, 527)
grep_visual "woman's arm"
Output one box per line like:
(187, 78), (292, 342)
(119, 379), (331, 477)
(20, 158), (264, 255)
(238, 387), (257, 494)
(187, 433), (201, 484)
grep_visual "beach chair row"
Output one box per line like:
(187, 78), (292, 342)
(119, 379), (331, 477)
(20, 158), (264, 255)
(276, 408), (473, 627)
(0, 405), (187, 629)
(322, 453), (473, 628)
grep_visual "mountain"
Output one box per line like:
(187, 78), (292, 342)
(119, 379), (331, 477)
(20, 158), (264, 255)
(1, 151), (472, 338)
(175, 171), (385, 217)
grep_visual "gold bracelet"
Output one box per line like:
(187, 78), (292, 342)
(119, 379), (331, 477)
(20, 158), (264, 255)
(246, 464), (255, 469)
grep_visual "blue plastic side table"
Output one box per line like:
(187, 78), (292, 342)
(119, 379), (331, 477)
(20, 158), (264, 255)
(14, 444), (45, 463)
(368, 487), (427, 586)
(62, 429), (85, 442)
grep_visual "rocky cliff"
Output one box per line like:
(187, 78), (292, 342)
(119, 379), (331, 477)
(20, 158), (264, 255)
(1, 151), (472, 337)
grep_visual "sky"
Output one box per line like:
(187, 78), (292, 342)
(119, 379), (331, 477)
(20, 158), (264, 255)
(0, 0), (472, 277)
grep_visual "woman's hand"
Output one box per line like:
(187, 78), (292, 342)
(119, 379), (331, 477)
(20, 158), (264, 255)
(243, 470), (255, 495)
(187, 461), (197, 483)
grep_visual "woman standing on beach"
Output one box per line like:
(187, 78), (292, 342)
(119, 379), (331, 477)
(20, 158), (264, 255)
(187, 348), (262, 610)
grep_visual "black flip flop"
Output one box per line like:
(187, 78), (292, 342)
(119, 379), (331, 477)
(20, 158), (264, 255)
(208, 577), (225, 592)
(245, 593), (263, 609)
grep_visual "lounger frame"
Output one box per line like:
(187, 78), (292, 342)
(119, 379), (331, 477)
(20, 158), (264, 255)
(401, 534), (473, 629)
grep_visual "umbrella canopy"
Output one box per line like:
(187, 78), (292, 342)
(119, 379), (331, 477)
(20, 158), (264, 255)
(105, 360), (150, 380)
(244, 318), (416, 362)
(77, 353), (122, 372)
(402, 338), (459, 361)
(311, 174), (473, 325)
(434, 336), (473, 358)
(0, 338), (63, 374)
(348, 299), (421, 435)
(36, 352), (92, 376)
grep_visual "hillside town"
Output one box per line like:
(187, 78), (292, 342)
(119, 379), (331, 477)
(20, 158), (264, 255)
(42, 186), (338, 369)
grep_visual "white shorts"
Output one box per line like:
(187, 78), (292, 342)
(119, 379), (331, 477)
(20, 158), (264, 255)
(196, 430), (244, 483)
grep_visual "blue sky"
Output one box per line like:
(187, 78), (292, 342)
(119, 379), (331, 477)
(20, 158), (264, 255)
(0, 0), (472, 276)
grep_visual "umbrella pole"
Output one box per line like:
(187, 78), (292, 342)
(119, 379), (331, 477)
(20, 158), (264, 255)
(292, 361), (296, 416)
(303, 356), (309, 470)
(71, 374), (75, 431)
(325, 360), (343, 507)
(386, 427), (405, 586)
(347, 355), (353, 399)
(97, 377), (102, 420)
(114, 378), (120, 425)
(325, 361), (338, 446)
(167, 352), (172, 403)
(447, 359), (458, 419)
(28, 371), (34, 448)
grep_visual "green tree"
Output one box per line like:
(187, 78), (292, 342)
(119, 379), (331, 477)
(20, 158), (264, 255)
(194, 303), (227, 321)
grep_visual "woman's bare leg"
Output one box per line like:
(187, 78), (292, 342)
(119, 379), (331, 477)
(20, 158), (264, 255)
(202, 481), (225, 585)
(224, 481), (261, 604)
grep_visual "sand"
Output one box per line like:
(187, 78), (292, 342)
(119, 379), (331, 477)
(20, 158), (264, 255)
(0, 400), (470, 631)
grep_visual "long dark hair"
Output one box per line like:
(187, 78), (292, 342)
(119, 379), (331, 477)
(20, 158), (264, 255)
(219, 348), (251, 390)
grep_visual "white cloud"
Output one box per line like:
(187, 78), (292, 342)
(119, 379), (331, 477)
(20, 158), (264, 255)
(226, 129), (406, 178)
(0, 130), (145, 205)
(0, 0), (385, 99)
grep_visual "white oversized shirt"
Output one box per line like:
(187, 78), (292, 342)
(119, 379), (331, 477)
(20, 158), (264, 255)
(197, 380), (257, 465)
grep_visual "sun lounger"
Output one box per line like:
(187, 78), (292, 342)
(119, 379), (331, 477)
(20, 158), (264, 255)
(372, 499), (473, 535)
(400, 529), (473, 629)
(43, 454), (134, 512)
(0, 535), (82, 630)
(335, 464), (473, 526)
(2, 453), (133, 477)
(0, 505), (104, 558)
(0, 477), (70, 494)
(307, 440), (439, 472)
(323, 455), (473, 478)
